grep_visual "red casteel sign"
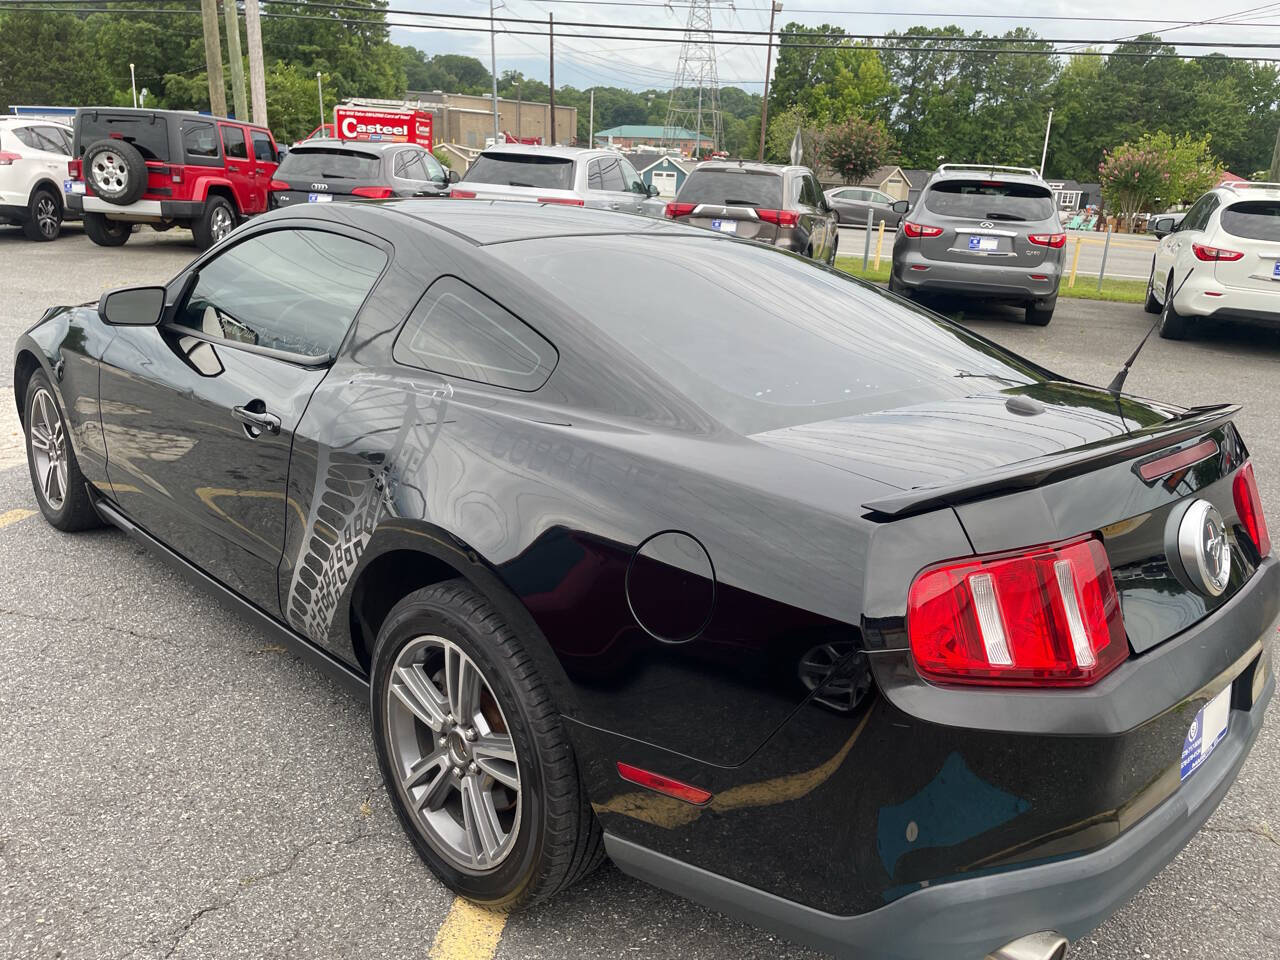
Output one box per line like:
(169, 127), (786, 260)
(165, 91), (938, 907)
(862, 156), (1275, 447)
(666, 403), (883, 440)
(334, 108), (433, 150)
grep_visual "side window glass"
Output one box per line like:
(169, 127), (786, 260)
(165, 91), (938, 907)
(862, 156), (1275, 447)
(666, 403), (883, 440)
(619, 159), (645, 194)
(184, 122), (220, 160)
(174, 230), (386, 359)
(393, 276), (557, 392)
(34, 126), (70, 154)
(251, 130), (274, 162)
(600, 158), (627, 192)
(587, 160), (604, 190)
(12, 127), (39, 150)
(221, 125), (248, 161)
(421, 149), (445, 182)
(393, 151), (413, 178)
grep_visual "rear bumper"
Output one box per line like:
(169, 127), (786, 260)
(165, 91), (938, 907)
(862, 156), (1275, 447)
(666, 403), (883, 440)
(608, 653), (1273, 960)
(894, 252), (1061, 302)
(65, 194), (204, 220)
(1172, 274), (1280, 322)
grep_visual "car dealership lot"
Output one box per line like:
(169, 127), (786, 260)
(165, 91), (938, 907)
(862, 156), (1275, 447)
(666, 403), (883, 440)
(2, 225), (1280, 960)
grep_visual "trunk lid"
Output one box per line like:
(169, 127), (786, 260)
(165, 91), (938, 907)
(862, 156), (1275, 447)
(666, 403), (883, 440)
(755, 383), (1261, 654)
(915, 178), (1056, 266)
(682, 204), (779, 242)
(270, 147), (385, 206)
(1212, 200), (1280, 292)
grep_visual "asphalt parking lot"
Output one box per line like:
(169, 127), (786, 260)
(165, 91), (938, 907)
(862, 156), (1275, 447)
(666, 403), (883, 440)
(2, 222), (1280, 960)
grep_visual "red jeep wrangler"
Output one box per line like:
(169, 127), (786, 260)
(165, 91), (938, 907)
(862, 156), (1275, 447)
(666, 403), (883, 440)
(64, 108), (281, 249)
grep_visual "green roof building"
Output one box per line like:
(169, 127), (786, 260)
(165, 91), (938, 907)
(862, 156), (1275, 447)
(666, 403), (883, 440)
(593, 125), (714, 151)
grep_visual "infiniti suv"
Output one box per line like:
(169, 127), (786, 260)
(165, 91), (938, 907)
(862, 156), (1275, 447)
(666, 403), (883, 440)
(889, 164), (1065, 325)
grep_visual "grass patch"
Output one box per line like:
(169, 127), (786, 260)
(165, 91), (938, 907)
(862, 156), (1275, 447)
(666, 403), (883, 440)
(834, 257), (1147, 304)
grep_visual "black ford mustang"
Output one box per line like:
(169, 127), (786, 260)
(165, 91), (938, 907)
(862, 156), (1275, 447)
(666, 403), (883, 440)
(13, 201), (1277, 960)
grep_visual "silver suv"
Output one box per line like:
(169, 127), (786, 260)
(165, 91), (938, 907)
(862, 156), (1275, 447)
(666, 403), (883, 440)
(452, 144), (661, 216)
(889, 164), (1064, 325)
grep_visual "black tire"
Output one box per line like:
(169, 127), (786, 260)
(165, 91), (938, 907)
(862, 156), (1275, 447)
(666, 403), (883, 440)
(1144, 260), (1162, 314)
(192, 196), (237, 250)
(83, 138), (147, 205)
(1025, 302), (1054, 326)
(23, 370), (101, 532)
(1158, 275), (1191, 340)
(828, 236), (839, 266)
(887, 271), (911, 298)
(83, 212), (131, 247)
(371, 580), (603, 910)
(21, 186), (62, 241)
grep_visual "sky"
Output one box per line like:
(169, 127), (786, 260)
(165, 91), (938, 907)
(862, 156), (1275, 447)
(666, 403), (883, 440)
(387, 0), (1280, 94)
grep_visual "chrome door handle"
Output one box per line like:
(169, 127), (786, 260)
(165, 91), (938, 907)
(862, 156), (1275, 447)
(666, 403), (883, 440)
(232, 404), (281, 435)
(609, 202), (621, 209)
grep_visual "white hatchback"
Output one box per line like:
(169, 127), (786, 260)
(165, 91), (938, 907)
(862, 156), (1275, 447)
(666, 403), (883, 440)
(1147, 182), (1280, 338)
(0, 117), (74, 242)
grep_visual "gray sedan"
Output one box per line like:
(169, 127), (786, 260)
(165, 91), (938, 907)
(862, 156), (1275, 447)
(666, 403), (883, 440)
(824, 186), (902, 228)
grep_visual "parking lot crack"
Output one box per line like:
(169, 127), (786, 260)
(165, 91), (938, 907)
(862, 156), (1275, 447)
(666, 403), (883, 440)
(1204, 821), (1280, 850)
(0, 606), (179, 653)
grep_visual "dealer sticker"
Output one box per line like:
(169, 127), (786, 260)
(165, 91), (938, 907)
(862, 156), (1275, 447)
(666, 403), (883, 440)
(1180, 686), (1231, 781)
(307, 193), (333, 203)
(63, 179), (85, 195)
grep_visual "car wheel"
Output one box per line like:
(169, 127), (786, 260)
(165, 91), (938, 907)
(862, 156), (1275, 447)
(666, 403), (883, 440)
(1143, 260), (1162, 314)
(21, 187), (62, 242)
(371, 579), (603, 910)
(1025, 302), (1054, 326)
(887, 272), (911, 298)
(82, 212), (131, 247)
(192, 197), (237, 250)
(828, 236), (839, 265)
(23, 371), (101, 531)
(83, 138), (147, 205)
(1158, 275), (1191, 340)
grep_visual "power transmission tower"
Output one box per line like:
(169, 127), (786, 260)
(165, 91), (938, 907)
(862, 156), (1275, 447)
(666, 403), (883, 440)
(662, 0), (722, 155)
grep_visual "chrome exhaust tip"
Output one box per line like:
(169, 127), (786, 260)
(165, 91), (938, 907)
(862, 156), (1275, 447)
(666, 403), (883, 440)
(986, 931), (1068, 960)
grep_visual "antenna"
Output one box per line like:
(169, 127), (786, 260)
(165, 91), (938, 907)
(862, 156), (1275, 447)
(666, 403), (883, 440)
(662, 0), (723, 156)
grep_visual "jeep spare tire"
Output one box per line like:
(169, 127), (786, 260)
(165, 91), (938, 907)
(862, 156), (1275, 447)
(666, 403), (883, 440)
(83, 139), (147, 205)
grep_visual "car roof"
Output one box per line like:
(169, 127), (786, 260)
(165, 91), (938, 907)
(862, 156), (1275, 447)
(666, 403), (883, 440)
(1214, 182), (1280, 201)
(692, 160), (804, 176)
(291, 138), (402, 154)
(478, 143), (591, 161)
(926, 164), (1045, 186)
(72, 106), (273, 133)
(0, 116), (70, 126)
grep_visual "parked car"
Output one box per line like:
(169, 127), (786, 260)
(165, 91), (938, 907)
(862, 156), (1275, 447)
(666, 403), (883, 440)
(665, 160), (839, 263)
(269, 139), (456, 209)
(0, 116), (74, 241)
(452, 144), (659, 215)
(17, 200), (1275, 960)
(889, 164), (1065, 325)
(1147, 182), (1280, 339)
(824, 184), (902, 228)
(64, 107), (281, 249)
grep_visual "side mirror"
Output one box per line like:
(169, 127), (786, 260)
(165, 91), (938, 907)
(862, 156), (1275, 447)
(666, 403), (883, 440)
(98, 286), (166, 326)
(646, 183), (659, 198)
(276, 147), (288, 163)
(448, 169), (460, 184)
(890, 199), (910, 215)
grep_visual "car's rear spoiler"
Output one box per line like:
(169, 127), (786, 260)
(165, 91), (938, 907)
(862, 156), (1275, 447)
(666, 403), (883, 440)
(862, 403), (1241, 519)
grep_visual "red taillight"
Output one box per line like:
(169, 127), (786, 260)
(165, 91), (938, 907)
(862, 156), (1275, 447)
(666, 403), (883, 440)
(351, 186), (393, 199)
(616, 762), (712, 805)
(68, 158), (82, 178)
(1029, 233), (1067, 248)
(907, 535), (1128, 687)
(903, 221), (943, 238)
(756, 208), (799, 227)
(1192, 243), (1244, 262)
(450, 189), (477, 199)
(0, 151), (21, 166)
(1234, 462), (1271, 558)
(267, 179), (291, 191)
(537, 196), (584, 206)
(665, 202), (695, 219)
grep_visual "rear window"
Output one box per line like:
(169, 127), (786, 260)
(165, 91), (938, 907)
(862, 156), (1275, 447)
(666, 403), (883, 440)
(677, 170), (783, 209)
(276, 148), (382, 180)
(463, 152), (574, 190)
(923, 180), (1054, 222)
(76, 112), (169, 162)
(1220, 201), (1280, 242)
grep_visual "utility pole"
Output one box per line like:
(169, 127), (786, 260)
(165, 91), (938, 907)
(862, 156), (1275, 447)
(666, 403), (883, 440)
(589, 88), (594, 148)
(129, 64), (137, 108)
(316, 72), (324, 130)
(757, 1), (781, 161)
(1270, 124), (1280, 182)
(223, 0), (248, 120)
(548, 13), (556, 145)
(489, 0), (500, 142)
(198, 0), (227, 117)
(244, 0), (267, 126)
(516, 80), (522, 139)
(1039, 107), (1054, 176)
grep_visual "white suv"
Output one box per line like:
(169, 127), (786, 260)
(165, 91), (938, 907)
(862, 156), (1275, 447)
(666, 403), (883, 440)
(0, 117), (74, 242)
(1147, 182), (1280, 339)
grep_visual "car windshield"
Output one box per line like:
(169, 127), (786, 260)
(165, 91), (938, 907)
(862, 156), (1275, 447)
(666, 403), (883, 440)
(277, 148), (382, 180)
(76, 112), (170, 162)
(1220, 201), (1280, 242)
(677, 170), (783, 209)
(463, 153), (575, 190)
(923, 180), (1054, 222)
(498, 234), (1046, 434)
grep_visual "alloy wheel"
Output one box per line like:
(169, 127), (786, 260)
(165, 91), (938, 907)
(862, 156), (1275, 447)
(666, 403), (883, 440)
(28, 388), (68, 509)
(386, 635), (522, 873)
(92, 152), (128, 195)
(35, 195), (59, 238)
(211, 207), (233, 241)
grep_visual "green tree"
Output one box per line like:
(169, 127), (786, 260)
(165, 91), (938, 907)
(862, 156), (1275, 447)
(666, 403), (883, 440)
(1100, 142), (1171, 228)
(1139, 131), (1221, 207)
(0, 11), (113, 110)
(771, 24), (892, 126)
(825, 116), (893, 183)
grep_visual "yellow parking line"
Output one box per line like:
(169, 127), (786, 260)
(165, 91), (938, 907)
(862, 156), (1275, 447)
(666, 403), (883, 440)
(0, 508), (36, 530)
(428, 897), (508, 960)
